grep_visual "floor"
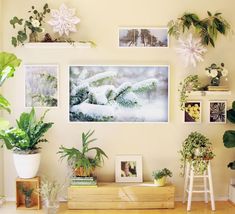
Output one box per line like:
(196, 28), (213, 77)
(0, 201), (235, 214)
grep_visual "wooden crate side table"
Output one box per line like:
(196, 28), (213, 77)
(16, 176), (41, 210)
(68, 182), (175, 209)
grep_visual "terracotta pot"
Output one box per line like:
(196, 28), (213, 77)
(74, 167), (95, 177)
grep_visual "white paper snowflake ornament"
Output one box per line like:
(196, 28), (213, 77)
(176, 34), (207, 67)
(48, 3), (80, 36)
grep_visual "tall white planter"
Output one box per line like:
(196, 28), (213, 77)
(13, 153), (41, 178)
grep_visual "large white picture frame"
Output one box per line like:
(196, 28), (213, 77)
(69, 65), (169, 123)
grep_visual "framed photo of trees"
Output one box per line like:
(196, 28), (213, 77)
(118, 27), (169, 48)
(24, 65), (59, 108)
(69, 65), (169, 122)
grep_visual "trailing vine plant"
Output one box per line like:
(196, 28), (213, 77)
(168, 11), (231, 47)
(178, 75), (201, 111)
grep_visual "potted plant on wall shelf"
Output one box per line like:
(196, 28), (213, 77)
(179, 132), (215, 175)
(152, 168), (172, 187)
(58, 130), (108, 177)
(0, 108), (53, 178)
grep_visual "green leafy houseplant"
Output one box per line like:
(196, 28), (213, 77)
(180, 132), (215, 175)
(223, 101), (235, 169)
(152, 168), (172, 180)
(168, 11), (230, 47)
(178, 75), (201, 111)
(58, 130), (108, 177)
(0, 108), (53, 154)
(10, 4), (50, 46)
(0, 52), (21, 114)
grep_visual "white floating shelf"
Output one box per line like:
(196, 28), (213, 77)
(188, 91), (232, 96)
(24, 42), (92, 48)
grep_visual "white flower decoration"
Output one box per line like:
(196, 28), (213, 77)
(176, 34), (207, 67)
(210, 69), (218, 78)
(48, 3), (80, 36)
(31, 19), (40, 28)
(222, 68), (228, 77)
(206, 70), (211, 77)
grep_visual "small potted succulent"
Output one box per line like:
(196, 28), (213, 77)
(179, 132), (215, 175)
(152, 168), (172, 186)
(58, 130), (108, 177)
(0, 108), (53, 178)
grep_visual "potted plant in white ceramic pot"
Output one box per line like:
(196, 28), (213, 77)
(0, 108), (53, 178)
(152, 168), (172, 186)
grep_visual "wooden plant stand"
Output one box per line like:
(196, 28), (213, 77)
(68, 182), (175, 209)
(16, 176), (41, 210)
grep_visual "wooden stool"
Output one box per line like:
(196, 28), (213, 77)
(183, 161), (215, 211)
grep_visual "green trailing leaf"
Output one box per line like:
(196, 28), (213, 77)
(0, 95), (11, 113)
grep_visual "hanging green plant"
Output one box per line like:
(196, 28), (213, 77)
(178, 75), (201, 111)
(168, 11), (231, 47)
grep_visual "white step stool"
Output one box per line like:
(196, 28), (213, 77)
(183, 161), (215, 211)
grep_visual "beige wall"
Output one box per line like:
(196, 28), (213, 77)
(1, 0), (235, 200)
(0, 0), (3, 196)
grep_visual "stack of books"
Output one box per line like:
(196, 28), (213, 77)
(70, 176), (97, 187)
(208, 86), (229, 91)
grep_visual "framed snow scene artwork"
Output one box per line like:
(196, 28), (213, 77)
(25, 65), (59, 107)
(209, 101), (227, 124)
(119, 27), (169, 48)
(69, 65), (169, 122)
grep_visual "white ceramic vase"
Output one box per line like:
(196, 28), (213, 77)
(13, 153), (41, 178)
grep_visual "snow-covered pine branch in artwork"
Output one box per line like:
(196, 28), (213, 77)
(70, 68), (159, 122)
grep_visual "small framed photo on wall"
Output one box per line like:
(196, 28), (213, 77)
(184, 101), (202, 123)
(115, 155), (143, 183)
(24, 65), (59, 108)
(118, 27), (169, 48)
(209, 101), (227, 124)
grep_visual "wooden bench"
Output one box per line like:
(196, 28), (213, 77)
(68, 182), (175, 209)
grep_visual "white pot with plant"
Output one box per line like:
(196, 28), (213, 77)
(0, 108), (53, 178)
(179, 132), (215, 176)
(152, 168), (172, 187)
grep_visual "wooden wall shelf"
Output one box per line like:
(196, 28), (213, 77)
(16, 177), (41, 210)
(68, 182), (175, 209)
(188, 91), (231, 96)
(24, 42), (92, 49)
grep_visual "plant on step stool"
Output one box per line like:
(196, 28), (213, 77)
(179, 132), (215, 175)
(223, 101), (235, 169)
(152, 168), (172, 186)
(58, 130), (108, 177)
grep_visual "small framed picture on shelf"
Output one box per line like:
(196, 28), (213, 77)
(209, 101), (227, 124)
(184, 101), (202, 123)
(24, 64), (59, 108)
(118, 27), (169, 48)
(115, 155), (143, 183)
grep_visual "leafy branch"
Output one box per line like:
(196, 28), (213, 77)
(168, 11), (231, 47)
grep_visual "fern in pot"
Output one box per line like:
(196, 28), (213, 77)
(179, 132), (215, 175)
(58, 130), (108, 177)
(152, 168), (172, 187)
(0, 108), (53, 178)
